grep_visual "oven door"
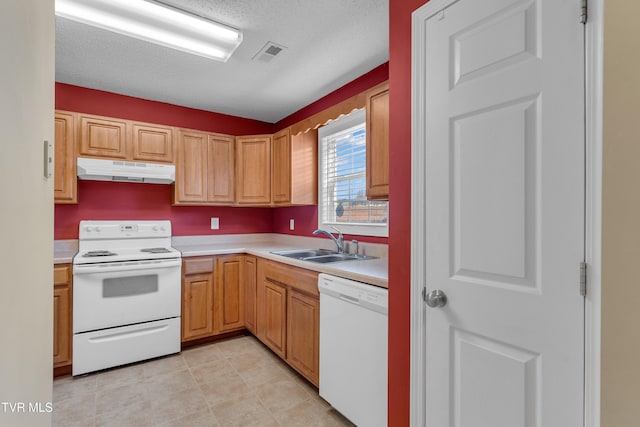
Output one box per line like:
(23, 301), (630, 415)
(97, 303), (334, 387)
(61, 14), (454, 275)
(73, 258), (181, 333)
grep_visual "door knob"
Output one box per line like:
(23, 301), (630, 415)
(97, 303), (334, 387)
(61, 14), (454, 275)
(425, 289), (447, 308)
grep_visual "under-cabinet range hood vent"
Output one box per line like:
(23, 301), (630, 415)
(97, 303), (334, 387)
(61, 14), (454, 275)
(77, 157), (175, 184)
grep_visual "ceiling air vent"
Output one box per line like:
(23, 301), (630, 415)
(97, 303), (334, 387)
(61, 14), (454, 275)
(252, 42), (287, 63)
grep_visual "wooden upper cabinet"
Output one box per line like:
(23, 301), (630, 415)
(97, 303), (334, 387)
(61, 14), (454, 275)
(365, 81), (390, 200)
(214, 256), (245, 334)
(175, 130), (208, 203)
(272, 127), (318, 206)
(174, 130), (235, 205)
(272, 128), (292, 204)
(290, 129), (318, 206)
(54, 111), (77, 204)
(207, 134), (235, 204)
(78, 114), (127, 159)
(236, 135), (272, 205)
(131, 123), (174, 163)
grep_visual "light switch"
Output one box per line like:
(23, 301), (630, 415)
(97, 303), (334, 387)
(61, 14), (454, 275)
(211, 217), (220, 230)
(289, 218), (295, 231)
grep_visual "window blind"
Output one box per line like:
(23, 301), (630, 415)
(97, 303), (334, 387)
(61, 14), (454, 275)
(320, 123), (388, 226)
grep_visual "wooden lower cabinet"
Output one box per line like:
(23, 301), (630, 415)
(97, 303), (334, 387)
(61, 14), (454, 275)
(287, 289), (320, 386)
(244, 256), (257, 334)
(182, 255), (248, 342)
(261, 280), (287, 358)
(180, 255), (320, 386)
(181, 257), (215, 341)
(53, 264), (72, 368)
(256, 259), (320, 385)
(214, 256), (245, 333)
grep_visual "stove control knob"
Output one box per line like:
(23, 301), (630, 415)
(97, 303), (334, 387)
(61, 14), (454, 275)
(160, 226), (166, 231)
(95, 226), (101, 232)
(85, 226), (92, 232)
(152, 226), (159, 231)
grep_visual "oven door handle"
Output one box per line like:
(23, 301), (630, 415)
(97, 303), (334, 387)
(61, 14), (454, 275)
(73, 259), (182, 275)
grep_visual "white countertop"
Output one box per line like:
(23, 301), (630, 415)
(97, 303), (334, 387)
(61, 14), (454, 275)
(54, 240), (78, 264)
(173, 234), (388, 288)
(54, 234), (389, 288)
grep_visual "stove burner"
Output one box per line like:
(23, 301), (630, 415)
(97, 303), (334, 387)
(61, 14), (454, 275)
(140, 247), (171, 254)
(83, 250), (117, 257)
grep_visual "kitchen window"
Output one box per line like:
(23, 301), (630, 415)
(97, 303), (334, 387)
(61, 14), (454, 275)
(318, 109), (389, 237)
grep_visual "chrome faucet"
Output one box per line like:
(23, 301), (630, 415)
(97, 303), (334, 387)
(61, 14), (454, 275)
(313, 227), (344, 253)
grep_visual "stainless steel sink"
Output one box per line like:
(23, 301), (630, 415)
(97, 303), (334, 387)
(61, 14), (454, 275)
(271, 248), (337, 259)
(271, 249), (376, 263)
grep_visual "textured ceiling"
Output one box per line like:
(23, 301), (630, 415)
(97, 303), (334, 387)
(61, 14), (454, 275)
(55, 0), (389, 123)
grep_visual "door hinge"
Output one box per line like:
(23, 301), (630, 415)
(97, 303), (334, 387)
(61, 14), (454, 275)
(580, 0), (588, 24)
(580, 262), (587, 296)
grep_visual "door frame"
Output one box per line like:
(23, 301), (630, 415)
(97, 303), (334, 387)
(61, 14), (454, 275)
(408, 1), (604, 426)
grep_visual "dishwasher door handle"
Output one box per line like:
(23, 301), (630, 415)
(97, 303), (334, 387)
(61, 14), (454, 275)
(339, 294), (359, 304)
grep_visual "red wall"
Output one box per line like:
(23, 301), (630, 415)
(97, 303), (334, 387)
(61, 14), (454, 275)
(272, 62), (390, 244)
(55, 83), (274, 239)
(274, 62), (389, 131)
(388, 0), (428, 425)
(271, 205), (388, 244)
(56, 83), (273, 135)
(55, 181), (273, 239)
(55, 74), (391, 241)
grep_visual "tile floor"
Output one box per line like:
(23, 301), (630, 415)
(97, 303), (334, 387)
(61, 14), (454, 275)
(53, 335), (354, 426)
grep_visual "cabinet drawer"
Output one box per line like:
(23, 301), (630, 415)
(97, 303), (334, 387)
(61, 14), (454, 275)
(263, 260), (319, 297)
(183, 257), (215, 275)
(54, 265), (71, 286)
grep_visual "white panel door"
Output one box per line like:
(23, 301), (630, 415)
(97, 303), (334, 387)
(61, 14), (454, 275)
(412, 0), (584, 425)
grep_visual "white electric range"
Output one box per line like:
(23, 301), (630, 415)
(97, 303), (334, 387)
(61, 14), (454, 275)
(72, 220), (182, 376)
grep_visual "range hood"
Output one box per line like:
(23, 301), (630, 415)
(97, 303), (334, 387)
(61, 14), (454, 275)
(77, 157), (175, 184)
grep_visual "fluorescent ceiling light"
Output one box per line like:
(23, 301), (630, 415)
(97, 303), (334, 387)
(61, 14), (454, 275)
(55, 0), (243, 62)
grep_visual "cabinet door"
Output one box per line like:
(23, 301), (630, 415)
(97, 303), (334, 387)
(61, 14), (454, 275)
(182, 273), (214, 341)
(175, 130), (208, 203)
(53, 265), (72, 367)
(207, 134), (235, 204)
(366, 82), (390, 200)
(214, 256), (245, 333)
(79, 114), (127, 159)
(290, 129), (318, 206)
(262, 280), (287, 358)
(287, 290), (320, 386)
(271, 128), (291, 204)
(235, 135), (271, 205)
(54, 111), (77, 204)
(132, 123), (174, 163)
(244, 256), (257, 335)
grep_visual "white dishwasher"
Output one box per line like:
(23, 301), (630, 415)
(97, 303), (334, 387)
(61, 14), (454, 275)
(318, 273), (388, 427)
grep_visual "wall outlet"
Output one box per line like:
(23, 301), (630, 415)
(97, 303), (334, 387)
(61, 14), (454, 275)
(289, 218), (295, 231)
(211, 217), (220, 230)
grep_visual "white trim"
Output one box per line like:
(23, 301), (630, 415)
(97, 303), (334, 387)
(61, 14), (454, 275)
(584, 0), (604, 426)
(410, 1), (454, 425)
(409, 1), (604, 426)
(317, 109), (389, 238)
